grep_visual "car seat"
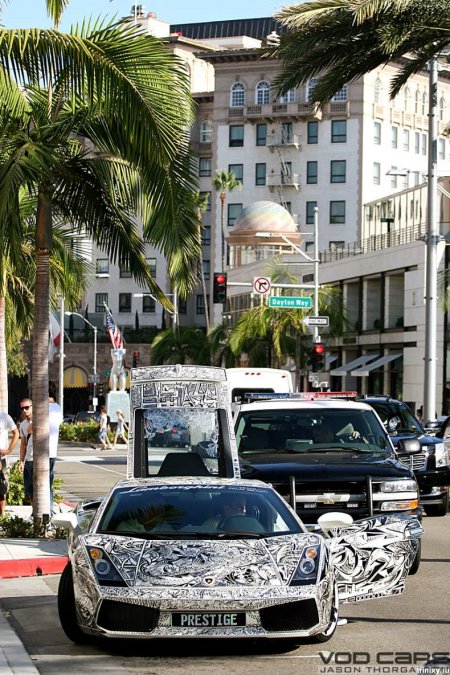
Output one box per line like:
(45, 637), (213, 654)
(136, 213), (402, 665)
(157, 452), (210, 477)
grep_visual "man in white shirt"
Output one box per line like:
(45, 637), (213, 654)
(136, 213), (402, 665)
(0, 409), (20, 516)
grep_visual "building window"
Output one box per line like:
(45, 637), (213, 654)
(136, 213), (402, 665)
(306, 201), (317, 225)
(201, 225), (211, 245)
(255, 80), (270, 105)
(255, 163), (266, 185)
(391, 126), (398, 149)
(284, 201), (292, 213)
(414, 131), (420, 154)
(374, 78), (382, 104)
(439, 96), (446, 121)
(330, 240), (345, 251)
(95, 293), (108, 313)
(227, 203), (242, 226)
(230, 82), (245, 108)
(202, 259), (210, 281)
(305, 241), (315, 254)
(439, 138), (446, 160)
(178, 298), (187, 314)
(402, 128), (410, 151)
(229, 125), (244, 147)
(119, 293), (131, 313)
(404, 86), (411, 111)
(199, 120), (213, 143)
(373, 162), (381, 185)
(306, 78), (318, 102)
(228, 163), (243, 181)
(281, 161), (292, 184)
(119, 263), (131, 278)
(199, 191), (211, 211)
(307, 161), (318, 184)
(331, 160), (346, 183)
(422, 92), (428, 116)
(281, 122), (293, 144)
(331, 120), (347, 143)
(256, 123), (267, 146)
(422, 133), (427, 156)
(96, 259), (109, 275)
(146, 257), (157, 277)
(143, 295), (156, 313)
(389, 166), (398, 188)
(199, 157), (212, 176)
(332, 85), (348, 102)
(330, 200), (346, 224)
(196, 294), (207, 315)
(279, 88), (296, 103)
(374, 121), (381, 145)
(307, 121), (318, 144)
(415, 90), (420, 114)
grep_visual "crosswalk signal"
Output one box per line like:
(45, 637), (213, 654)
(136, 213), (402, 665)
(311, 343), (325, 371)
(213, 272), (227, 304)
(133, 350), (140, 368)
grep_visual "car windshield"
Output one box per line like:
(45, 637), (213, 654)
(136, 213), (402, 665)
(235, 408), (390, 454)
(368, 401), (422, 434)
(96, 485), (304, 538)
(135, 407), (222, 477)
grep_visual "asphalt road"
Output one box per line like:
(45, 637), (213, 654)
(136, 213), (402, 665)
(0, 443), (447, 674)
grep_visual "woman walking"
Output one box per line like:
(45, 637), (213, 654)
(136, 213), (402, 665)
(97, 406), (112, 450)
(113, 410), (128, 449)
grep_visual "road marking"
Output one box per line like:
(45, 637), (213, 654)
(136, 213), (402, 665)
(56, 456), (125, 477)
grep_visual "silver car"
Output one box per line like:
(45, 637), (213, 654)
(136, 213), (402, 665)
(54, 477), (422, 645)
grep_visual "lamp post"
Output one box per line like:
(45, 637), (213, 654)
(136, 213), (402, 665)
(65, 312), (98, 412)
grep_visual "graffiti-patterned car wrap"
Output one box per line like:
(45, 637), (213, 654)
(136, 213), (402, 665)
(58, 477), (422, 642)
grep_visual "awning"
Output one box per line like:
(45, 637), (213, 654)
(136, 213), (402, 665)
(326, 353), (339, 367)
(64, 366), (89, 388)
(351, 353), (403, 377)
(330, 354), (379, 376)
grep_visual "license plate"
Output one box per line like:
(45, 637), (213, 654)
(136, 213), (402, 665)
(171, 612), (246, 628)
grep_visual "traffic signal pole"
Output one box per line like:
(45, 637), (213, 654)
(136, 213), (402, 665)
(313, 206), (320, 344)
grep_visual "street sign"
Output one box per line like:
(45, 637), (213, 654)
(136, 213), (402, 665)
(269, 296), (312, 309)
(89, 374), (100, 383)
(308, 373), (330, 388)
(303, 316), (330, 327)
(253, 276), (271, 294)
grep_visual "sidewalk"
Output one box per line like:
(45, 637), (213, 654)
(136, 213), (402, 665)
(0, 505), (69, 580)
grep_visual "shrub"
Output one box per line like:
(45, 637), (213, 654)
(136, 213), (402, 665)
(0, 515), (33, 537)
(59, 420), (99, 442)
(6, 461), (64, 506)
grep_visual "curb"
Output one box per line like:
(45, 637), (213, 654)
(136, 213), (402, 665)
(0, 555), (68, 579)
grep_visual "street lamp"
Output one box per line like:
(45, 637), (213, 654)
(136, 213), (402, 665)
(65, 312), (98, 412)
(133, 291), (178, 333)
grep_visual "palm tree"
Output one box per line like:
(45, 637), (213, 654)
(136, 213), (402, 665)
(271, 0), (450, 105)
(150, 326), (211, 365)
(0, 2), (200, 527)
(213, 170), (242, 270)
(194, 191), (211, 332)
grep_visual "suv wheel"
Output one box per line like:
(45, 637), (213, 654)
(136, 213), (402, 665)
(423, 491), (449, 517)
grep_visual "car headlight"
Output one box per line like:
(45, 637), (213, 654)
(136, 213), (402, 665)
(291, 545), (320, 585)
(86, 546), (127, 587)
(434, 443), (449, 467)
(381, 480), (417, 492)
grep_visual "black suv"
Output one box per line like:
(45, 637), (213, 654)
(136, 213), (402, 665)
(361, 396), (450, 516)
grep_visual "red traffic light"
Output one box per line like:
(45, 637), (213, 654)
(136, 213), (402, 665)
(313, 343), (325, 355)
(215, 274), (226, 284)
(213, 272), (227, 303)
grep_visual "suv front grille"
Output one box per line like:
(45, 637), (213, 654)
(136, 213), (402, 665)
(398, 451), (427, 471)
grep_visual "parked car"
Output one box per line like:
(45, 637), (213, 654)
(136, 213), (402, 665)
(63, 414), (75, 424)
(163, 424), (190, 448)
(53, 477), (422, 645)
(74, 411), (100, 425)
(361, 396), (450, 517)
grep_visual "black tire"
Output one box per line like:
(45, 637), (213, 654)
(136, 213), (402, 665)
(312, 585), (339, 643)
(408, 539), (421, 575)
(58, 562), (91, 644)
(423, 492), (448, 517)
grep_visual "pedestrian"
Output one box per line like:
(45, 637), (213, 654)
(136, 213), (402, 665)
(97, 406), (112, 450)
(18, 397), (33, 507)
(113, 410), (128, 449)
(0, 408), (20, 517)
(416, 406), (423, 425)
(48, 384), (63, 515)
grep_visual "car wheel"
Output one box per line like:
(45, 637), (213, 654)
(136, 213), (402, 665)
(312, 585), (339, 643)
(58, 562), (91, 644)
(423, 492), (448, 517)
(408, 539), (421, 575)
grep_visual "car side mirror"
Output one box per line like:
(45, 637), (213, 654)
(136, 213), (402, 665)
(317, 512), (354, 537)
(397, 438), (421, 454)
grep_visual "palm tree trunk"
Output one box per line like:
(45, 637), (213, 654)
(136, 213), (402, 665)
(220, 192), (226, 270)
(32, 192), (52, 532)
(0, 295), (7, 411)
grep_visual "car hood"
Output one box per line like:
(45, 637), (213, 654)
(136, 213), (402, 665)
(82, 532), (320, 588)
(240, 451), (413, 480)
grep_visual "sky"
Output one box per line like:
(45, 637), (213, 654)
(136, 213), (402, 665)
(2, 1), (288, 30)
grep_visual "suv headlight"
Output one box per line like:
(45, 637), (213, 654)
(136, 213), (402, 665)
(434, 443), (449, 467)
(381, 480), (417, 493)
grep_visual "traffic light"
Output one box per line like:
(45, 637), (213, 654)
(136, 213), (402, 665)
(311, 342), (325, 371)
(213, 272), (227, 304)
(133, 350), (140, 368)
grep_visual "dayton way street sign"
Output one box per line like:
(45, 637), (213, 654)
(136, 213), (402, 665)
(269, 296), (312, 309)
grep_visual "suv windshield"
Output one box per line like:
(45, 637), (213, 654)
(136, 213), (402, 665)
(366, 400), (422, 435)
(235, 408), (390, 454)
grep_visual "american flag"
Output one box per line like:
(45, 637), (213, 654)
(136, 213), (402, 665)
(105, 308), (124, 349)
